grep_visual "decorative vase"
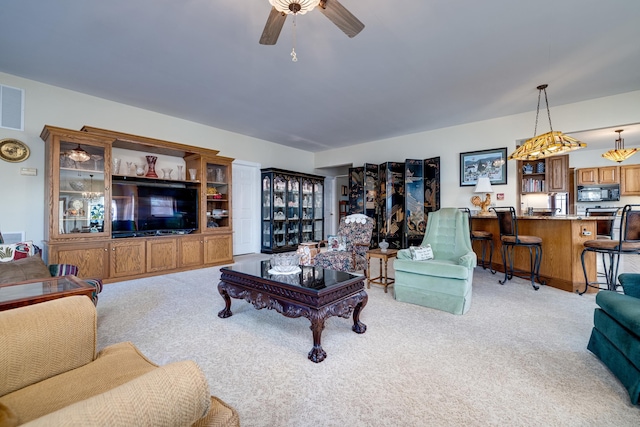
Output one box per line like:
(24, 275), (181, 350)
(379, 239), (389, 253)
(134, 164), (146, 176)
(145, 155), (158, 178)
(161, 168), (173, 179)
(177, 165), (184, 180)
(113, 158), (121, 174)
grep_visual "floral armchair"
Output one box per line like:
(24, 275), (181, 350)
(314, 214), (374, 275)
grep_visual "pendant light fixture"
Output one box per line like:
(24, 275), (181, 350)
(508, 84), (586, 161)
(82, 174), (101, 201)
(602, 129), (637, 163)
(68, 144), (90, 162)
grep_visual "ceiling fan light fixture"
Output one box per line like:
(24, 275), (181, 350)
(602, 129), (637, 163)
(269, 0), (318, 15)
(508, 84), (586, 161)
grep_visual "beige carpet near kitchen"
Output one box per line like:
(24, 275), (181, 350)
(96, 254), (640, 426)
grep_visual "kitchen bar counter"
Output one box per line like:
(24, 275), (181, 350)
(471, 215), (599, 293)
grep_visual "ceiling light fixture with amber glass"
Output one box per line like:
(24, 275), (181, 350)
(508, 84), (586, 161)
(602, 129), (637, 163)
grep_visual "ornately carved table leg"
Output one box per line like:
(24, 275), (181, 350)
(352, 291), (368, 334)
(308, 316), (327, 363)
(217, 283), (233, 318)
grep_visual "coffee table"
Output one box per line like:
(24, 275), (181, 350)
(217, 261), (368, 363)
(0, 275), (96, 311)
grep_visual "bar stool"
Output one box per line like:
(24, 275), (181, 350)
(585, 207), (621, 280)
(579, 204), (640, 294)
(491, 206), (544, 290)
(460, 208), (495, 273)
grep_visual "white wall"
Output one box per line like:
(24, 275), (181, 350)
(0, 72), (315, 246)
(315, 90), (640, 212)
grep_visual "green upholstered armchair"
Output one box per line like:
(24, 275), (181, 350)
(587, 273), (640, 404)
(393, 208), (477, 315)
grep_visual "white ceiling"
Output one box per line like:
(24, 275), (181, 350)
(1, 0), (639, 153)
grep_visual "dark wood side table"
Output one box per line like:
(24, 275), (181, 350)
(0, 275), (96, 311)
(366, 248), (398, 293)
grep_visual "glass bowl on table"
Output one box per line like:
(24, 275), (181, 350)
(269, 253), (301, 274)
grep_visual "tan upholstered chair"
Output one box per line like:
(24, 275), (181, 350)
(0, 296), (239, 426)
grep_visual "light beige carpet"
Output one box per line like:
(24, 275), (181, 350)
(97, 254), (640, 426)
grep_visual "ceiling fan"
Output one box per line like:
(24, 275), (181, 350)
(259, 0), (365, 45)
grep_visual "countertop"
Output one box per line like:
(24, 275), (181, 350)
(472, 215), (615, 220)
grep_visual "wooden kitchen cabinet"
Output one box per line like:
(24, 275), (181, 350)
(576, 166), (619, 185)
(517, 155), (569, 213)
(599, 166), (619, 184)
(546, 155), (569, 192)
(621, 164), (640, 195)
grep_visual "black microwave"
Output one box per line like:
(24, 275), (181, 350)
(577, 184), (620, 202)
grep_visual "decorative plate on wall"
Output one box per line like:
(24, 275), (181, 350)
(0, 138), (30, 162)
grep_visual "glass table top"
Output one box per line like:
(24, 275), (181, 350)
(224, 260), (359, 290)
(0, 276), (89, 303)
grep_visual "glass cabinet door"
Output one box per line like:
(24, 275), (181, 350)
(286, 175), (300, 247)
(58, 140), (106, 236)
(313, 180), (324, 241)
(273, 174), (287, 248)
(301, 179), (314, 243)
(205, 161), (229, 230)
(262, 175), (272, 250)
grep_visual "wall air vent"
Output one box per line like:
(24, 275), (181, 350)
(0, 84), (25, 131)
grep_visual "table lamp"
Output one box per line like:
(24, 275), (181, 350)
(471, 176), (493, 216)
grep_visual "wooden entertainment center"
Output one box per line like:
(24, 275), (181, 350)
(41, 125), (233, 283)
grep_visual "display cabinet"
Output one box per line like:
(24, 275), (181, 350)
(41, 125), (234, 282)
(204, 158), (232, 230)
(41, 129), (112, 241)
(261, 168), (324, 254)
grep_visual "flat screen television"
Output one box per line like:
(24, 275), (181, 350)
(111, 180), (198, 237)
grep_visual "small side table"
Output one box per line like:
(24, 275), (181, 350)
(0, 275), (95, 311)
(366, 248), (398, 293)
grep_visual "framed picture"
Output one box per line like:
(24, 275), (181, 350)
(459, 147), (508, 187)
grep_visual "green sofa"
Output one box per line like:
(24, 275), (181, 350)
(587, 273), (640, 405)
(393, 208), (477, 315)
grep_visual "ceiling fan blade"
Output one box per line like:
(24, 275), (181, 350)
(318, 0), (365, 38)
(259, 7), (287, 45)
